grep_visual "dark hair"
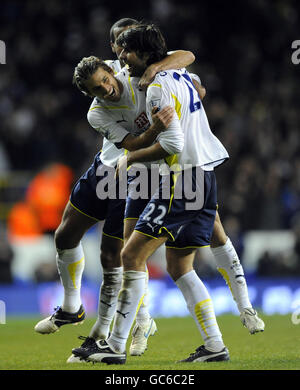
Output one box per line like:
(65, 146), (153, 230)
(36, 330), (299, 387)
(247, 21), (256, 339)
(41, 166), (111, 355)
(116, 23), (168, 66)
(73, 56), (112, 97)
(110, 18), (139, 43)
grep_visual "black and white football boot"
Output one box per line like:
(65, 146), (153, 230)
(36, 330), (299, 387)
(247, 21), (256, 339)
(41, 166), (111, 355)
(67, 336), (97, 363)
(34, 305), (85, 334)
(72, 339), (126, 365)
(177, 345), (230, 363)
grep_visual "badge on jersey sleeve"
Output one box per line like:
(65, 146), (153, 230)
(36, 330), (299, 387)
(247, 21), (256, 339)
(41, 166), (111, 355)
(150, 99), (161, 111)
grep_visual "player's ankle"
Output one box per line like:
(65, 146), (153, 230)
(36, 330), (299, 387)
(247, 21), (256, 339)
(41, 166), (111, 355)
(107, 336), (126, 353)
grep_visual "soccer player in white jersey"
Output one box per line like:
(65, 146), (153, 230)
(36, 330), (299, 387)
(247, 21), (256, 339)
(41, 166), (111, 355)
(71, 23), (262, 365)
(34, 18), (196, 360)
(72, 24), (230, 364)
(111, 20), (264, 336)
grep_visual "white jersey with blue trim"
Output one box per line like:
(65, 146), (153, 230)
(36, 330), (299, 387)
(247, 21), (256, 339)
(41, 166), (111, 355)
(87, 67), (150, 167)
(146, 69), (229, 170)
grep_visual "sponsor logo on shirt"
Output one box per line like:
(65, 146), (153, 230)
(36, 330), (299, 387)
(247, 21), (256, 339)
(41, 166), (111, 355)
(134, 112), (150, 130)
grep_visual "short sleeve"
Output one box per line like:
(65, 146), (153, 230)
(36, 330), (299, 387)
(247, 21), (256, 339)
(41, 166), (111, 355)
(146, 83), (163, 122)
(146, 77), (184, 155)
(87, 107), (129, 146)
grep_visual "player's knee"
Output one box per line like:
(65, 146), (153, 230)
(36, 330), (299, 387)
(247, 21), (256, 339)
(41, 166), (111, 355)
(166, 261), (188, 281)
(120, 246), (133, 268)
(120, 246), (142, 270)
(100, 245), (121, 269)
(166, 263), (177, 280)
(54, 224), (65, 249)
(54, 222), (80, 250)
(211, 220), (227, 248)
(166, 267), (188, 282)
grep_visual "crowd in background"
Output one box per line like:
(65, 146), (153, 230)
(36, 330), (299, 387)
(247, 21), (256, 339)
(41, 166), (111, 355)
(0, 0), (300, 278)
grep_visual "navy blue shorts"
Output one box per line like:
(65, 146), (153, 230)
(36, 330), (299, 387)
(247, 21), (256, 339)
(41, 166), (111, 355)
(70, 152), (125, 240)
(129, 168), (217, 248)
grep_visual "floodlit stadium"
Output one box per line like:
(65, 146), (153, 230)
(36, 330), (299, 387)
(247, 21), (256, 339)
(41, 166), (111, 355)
(0, 0), (300, 374)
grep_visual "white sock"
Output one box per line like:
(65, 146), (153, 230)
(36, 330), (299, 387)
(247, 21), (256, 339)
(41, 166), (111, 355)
(56, 243), (85, 313)
(89, 266), (123, 340)
(108, 270), (146, 353)
(135, 266), (151, 326)
(211, 237), (252, 313)
(176, 270), (224, 352)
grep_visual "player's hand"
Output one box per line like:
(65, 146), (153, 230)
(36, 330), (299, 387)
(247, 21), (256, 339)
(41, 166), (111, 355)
(192, 78), (206, 100)
(151, 106), (174, 133)
(138, 64), (158, 90)
(115, 154), (128, 180)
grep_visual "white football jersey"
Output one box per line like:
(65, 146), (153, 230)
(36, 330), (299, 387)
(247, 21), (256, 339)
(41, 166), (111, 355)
(87, 68), (150, 167)
(146, 69), (229, 170)
(104, 59), (122, 75)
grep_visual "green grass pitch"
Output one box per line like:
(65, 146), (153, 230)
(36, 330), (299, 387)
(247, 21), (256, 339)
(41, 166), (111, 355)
(0, 314), (299, 370)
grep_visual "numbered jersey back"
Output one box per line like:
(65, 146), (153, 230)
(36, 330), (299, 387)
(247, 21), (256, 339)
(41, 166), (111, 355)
(147, 69), (229, 169)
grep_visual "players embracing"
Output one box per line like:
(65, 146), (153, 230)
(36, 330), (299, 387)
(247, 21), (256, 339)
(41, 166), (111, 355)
(34, 18), (264, 365)
(71, 23), (263, 364)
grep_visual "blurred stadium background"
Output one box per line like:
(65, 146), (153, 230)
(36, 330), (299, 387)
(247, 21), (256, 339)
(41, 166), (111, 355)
(0, 0), (300, 322)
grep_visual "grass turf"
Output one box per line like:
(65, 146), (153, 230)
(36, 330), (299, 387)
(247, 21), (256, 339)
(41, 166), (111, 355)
(0, 314), (299, 370)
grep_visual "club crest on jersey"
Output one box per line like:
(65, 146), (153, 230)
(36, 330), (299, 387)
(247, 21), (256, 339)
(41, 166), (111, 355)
(135, 112), (150, 129)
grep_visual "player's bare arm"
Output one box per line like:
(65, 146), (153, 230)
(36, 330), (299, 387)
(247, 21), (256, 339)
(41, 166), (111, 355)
(115, 142), (169, 179)
(128, 142), (169, 164)
(119, 106), (174, 151)
(116, 113), (184, 178)
(139, 50), (195, 89)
